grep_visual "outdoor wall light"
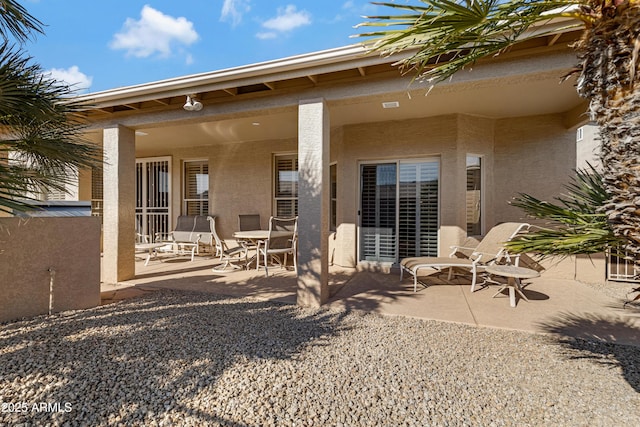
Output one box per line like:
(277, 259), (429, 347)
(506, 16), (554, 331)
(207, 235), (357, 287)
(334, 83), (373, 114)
(183, 95), (203, 111)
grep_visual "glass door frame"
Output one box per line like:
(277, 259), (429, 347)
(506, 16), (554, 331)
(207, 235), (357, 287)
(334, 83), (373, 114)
(357, 157), (441, 265)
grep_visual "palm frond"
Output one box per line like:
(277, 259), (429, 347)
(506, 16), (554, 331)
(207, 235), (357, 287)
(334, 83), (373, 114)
(355, 0), (586, 83)
(0, 0), (44, 43)
(506, 165), (625, 257)
(0, 42), (101, 213)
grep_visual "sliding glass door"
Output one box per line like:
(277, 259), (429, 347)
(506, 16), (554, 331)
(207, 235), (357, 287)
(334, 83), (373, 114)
(359, 159), (439, 263)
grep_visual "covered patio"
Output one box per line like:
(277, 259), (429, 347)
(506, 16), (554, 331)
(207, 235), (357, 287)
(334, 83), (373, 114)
(80, 24), (596, 309)
(101, 255), (640, 348)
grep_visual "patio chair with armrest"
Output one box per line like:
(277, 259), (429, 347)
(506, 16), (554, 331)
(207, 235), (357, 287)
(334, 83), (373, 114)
(238, 214), (261, 231)
(258, 216), (298, 277)
(209, 216), (249, 271)
(154, 215), (213, 261)
(400, 222), (530, 292)
(237, 214), (261, 255)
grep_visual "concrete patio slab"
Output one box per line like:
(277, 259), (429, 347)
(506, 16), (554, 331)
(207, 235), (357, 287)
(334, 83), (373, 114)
(102, 256), (640, 348)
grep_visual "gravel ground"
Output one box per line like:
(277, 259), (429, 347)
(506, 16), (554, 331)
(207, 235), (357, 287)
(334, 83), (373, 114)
(0, 289), (638, 427)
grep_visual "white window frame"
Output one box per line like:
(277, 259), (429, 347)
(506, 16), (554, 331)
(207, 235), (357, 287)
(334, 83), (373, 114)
(273, 153), (298, 217)
(182, 159), (209, 216)
(357, 157), (441, 264)
(466, 154), (484, 237)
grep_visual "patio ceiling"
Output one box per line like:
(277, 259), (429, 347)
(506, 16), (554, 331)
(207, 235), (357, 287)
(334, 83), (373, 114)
(81, 29), (586, 151)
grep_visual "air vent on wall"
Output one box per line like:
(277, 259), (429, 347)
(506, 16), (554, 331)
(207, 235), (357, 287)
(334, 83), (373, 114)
(382, 101), (399, 109)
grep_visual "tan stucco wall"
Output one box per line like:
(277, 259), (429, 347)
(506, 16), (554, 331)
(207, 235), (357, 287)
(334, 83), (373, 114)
(137, 136), (297, 240)
(493, 114), (576, 225)
(535, 254), (607, 283)
(135, 111), (576, 269)
(0, 217), (101, 323)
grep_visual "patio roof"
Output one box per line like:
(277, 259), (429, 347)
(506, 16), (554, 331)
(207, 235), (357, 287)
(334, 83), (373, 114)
(78, 26), (587, 151)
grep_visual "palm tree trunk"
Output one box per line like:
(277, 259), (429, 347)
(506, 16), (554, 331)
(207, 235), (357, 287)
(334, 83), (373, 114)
(576, 4), (640, 260)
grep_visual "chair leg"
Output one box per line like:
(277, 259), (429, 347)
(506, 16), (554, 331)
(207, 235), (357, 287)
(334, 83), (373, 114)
(263, 250), (269, 277)
(470, 267), (477, 292)
(447, 267), (454, 281)
(293, 253), (297, 275)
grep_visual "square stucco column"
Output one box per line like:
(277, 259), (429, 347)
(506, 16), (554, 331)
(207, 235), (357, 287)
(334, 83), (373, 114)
(297, 98), (330, 307)
(102, 125), (136, 283)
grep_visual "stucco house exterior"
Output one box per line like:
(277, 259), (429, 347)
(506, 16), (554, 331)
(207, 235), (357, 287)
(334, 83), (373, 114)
(70, 21), (602, 306)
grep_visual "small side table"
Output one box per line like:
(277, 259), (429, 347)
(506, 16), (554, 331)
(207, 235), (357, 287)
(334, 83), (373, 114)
(485, 265), (540, 307)
(135, 243), (167, 266)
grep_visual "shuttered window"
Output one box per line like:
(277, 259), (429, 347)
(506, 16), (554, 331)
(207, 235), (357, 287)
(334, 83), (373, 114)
(398, 161), (439, 259)
(274, 155), (298, 217)
(183, 160), (209, 215)
(360, 159), (439, 263)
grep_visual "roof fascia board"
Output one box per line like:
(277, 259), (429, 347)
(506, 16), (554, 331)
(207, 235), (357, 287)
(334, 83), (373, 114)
(84, 49), (576, 131)
(76, 44), (397, 106)
(77, 16), (582, 108)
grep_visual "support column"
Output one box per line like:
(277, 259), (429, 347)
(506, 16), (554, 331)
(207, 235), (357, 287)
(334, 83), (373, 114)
(102, 125), (136, 283)
(297, 98), (330, 307)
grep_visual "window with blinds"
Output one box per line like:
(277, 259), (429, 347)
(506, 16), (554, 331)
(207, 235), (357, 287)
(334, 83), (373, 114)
(466, 155), (482, 236)
(360, 160), (439, 263)
(274, 155), (298, 217)
(183, 160), (209, 215)
(398, 161), (439, 259)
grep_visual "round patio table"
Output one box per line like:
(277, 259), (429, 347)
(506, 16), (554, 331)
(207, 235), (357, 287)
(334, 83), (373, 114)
(485, 264), (540, 308)
(134, 243), (167, 266)
(233, 230), (294, 269)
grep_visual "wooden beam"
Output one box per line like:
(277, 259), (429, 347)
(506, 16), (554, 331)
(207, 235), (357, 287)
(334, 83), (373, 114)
(563, 100), (590, 129)
(264, 82), (276, 90)
(357, 67), (366, 77)
(307, 75), (318, 84)
(223, 88), (238, 96)
(547, 33), (562, 46)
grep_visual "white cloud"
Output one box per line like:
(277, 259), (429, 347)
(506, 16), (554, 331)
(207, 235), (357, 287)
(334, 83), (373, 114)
(110, 5), (198, 58)
(220, 0), (251, 27)
(46, 66), (92, 93)
(256, 32), (277, 40)
(261, 5), (311, 33)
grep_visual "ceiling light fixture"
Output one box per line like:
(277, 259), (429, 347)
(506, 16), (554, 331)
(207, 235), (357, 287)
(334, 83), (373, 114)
(183, 95), (203, 111)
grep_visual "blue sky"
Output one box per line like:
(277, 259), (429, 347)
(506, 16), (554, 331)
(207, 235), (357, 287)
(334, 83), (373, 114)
(21, 1), (383, 94)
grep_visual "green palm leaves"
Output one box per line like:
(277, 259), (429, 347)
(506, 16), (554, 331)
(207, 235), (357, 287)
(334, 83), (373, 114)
(356, 0), (583, 84)
(506, 166), (624, 257)
(0, 1), (100, 214)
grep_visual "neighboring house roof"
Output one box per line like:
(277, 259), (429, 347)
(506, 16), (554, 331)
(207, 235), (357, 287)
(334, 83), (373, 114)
(15, 201), (92, 217)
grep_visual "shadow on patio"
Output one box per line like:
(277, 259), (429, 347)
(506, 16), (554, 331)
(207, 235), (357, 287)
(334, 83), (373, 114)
(103, 255), (640, 349)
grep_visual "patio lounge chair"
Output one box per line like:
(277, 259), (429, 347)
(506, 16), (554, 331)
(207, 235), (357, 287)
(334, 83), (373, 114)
(210, 216), (249, 271)
(400, 222), (530, 292)
(155, 215), (215, 261)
